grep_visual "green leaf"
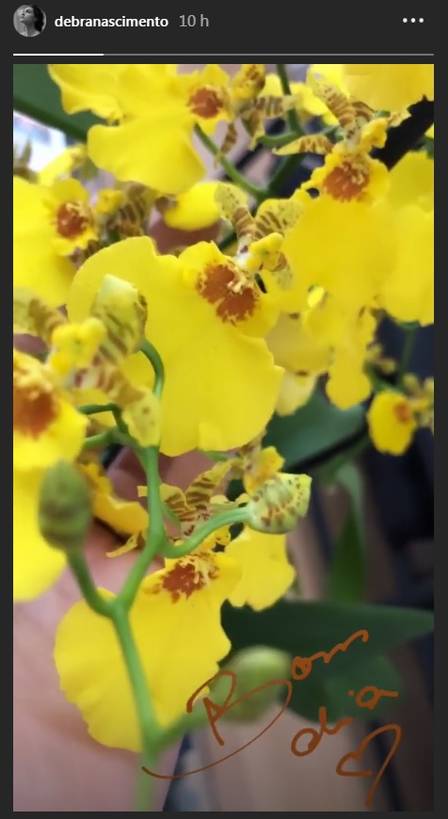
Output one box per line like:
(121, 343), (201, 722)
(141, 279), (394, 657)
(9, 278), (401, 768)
(222, 600), (433, 722)
(264, 390), (365, 469)
(223, 599), (433, 675)
(13, 64), (100, 140)
(326, 464), (366, 603)
(289, 655), (402, 722)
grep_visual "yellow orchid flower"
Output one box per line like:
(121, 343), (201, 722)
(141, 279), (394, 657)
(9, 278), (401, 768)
(15, 460), (92, 603)
(15, 277), (162, 450)
(212, 184), (304, 316)
(378, 204), (434, 326)
(403, 375), (434, 433)
(14, 175), (97, 305)
(307, 64), (348, 97)
(180, 240), (279, 337)
(262, 67), (345, 125)
(301, 120), (390, 204)
(267, 307), (331, 378)
(133, 460), (237, 555)
(49, 64), (231, 194)
(341, 63), (434, 112)
(48, 63), (126, 119)
(13, 349), (87, 471)
(67, 236), (283, 456)
(233, 436), (284, 494)
(13, 349), (88, 601)
(387, 151), (434, 213)
(49, 387), (308, 749)
(224, 64), (299, 147)
(231, 64), (266, 104)
(374, 152), (433, 326)
(95, 183), (156, 240)
(368, 378), (434, 455)
(54, 551), (240, 748)
(275, 371), (318, 416)
(283, 192), (395, 314)
(227, 529), (295, 611)
(14, 171), (158, 306)
(81, 461), (149, 538)
(281, 143), (433, 346)
(14, 469), (67, 601)
(277, 75), (391, 204)
(325, 308), (377, 409)
(160, 181), (222, 231)
(367, 391), (417, 455)
(53, 467), (303, 747)
(266, 249), (381, 411)
(38, 144), (88, 186)
(13, 276), (156, 599)
(53, 527), (297, 749)
(48, 318), (106, 377)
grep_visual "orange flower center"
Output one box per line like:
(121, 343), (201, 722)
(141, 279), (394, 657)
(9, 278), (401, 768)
(394, 400), (413, 424)
(56, 201), (90, 239)
(189, 86), (224, 118)
(160, 557), (218, 602)
(13, 361), (57, 438)
(197, 263), (258, 324)
(323, 157), (370, 201)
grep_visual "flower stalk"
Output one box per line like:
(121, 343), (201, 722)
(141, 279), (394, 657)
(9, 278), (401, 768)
(64, 337), (254, 809)
(194, 124), (266, 201)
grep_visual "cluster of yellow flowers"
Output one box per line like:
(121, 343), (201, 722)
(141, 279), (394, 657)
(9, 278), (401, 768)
(13, 63), (434, 755)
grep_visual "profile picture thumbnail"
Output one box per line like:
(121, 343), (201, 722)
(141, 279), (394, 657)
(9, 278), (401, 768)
(13, 5), (46, 37)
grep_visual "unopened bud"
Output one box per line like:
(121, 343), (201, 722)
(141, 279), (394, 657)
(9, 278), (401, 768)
(91, 274), (148, 356)
(246, 473), (311, 533)
(39, 461), (92, 550)
(213, 646), (291, 722)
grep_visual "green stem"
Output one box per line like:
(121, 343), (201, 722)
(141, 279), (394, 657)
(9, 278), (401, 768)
(79, 402), (119, 416)
(82, 429), (117, 451)
(259, 130), (299, 148)
(69, 341), (172, 810)
(68, 527), (162, 812)
(398, 326), (417, 385)
(119, 446), (166, 609)
(140, 338), (165, 399)
(275, 64), (302, 135)
(194, 124), (266, 201)
(160, 506), (249, 559)
(67, 551), (113, 616)
(202, 450), (233, 462)
(79, 402), (128, 435)
(155, 701), (210, 752)
(116, 338), (167, 608)
(112, 604), (161, 811)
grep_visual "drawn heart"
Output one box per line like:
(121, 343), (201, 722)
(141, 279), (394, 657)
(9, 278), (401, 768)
(336, 742), (373, 778)
(336, 724), (402, 808)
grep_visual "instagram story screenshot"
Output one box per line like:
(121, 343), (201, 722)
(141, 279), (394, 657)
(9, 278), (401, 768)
(6, 0), (443, 814)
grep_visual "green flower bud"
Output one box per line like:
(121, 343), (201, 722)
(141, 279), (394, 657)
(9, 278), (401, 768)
(39, 461), (92, 550)
(213, 646), (291, 722)
(246, 473), (311, 533)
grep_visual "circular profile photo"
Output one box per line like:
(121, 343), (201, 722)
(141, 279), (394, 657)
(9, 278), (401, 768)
(13, 5), (46, 37)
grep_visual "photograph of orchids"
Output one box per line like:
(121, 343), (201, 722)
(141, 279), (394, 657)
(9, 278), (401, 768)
(13, 64), (434, 811)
